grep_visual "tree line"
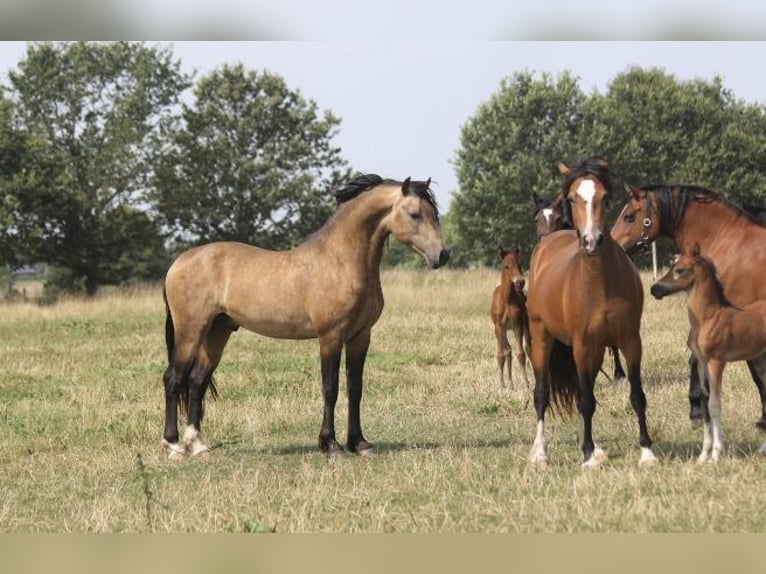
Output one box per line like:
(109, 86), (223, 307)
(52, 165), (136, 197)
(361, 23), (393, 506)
(3, 42), (766, 296)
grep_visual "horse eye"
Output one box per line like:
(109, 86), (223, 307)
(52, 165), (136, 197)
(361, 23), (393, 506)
(409, 211), (422, 221)
(624, 213), (636, 223)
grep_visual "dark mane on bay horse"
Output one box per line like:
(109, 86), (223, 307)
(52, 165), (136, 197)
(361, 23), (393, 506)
(526, 157), (656, 469)
(611, 182), (766, 433)
(160, 172), (449, 460)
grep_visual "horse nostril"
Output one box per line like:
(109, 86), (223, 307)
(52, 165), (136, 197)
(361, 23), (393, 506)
(596, 233), (605, 246)
(438, 249), (450, 267)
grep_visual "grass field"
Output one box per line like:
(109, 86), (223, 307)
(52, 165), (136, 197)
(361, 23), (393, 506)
(1, 268), (766, 533)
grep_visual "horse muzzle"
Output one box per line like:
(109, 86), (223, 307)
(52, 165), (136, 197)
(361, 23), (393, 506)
(580, 233), (605, 256)
(431, 248), (450, 269)
(649, 283), (670, 300)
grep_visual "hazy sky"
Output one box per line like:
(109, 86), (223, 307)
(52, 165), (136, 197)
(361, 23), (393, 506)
(2, 41), (764, 209)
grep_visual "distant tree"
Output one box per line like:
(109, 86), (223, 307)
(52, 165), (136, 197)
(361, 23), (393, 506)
(450, 71), (586, 266)
(3, 41), (189, 294)
(583, 67), (766, 205)
(152, 64), (350, 250)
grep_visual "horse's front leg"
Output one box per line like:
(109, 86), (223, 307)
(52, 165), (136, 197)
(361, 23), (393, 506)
(574, 342), (606, 470)
(318, 335), (344, 456)
(345, 329), (374, 455)
(706, 360), (726, 462)
(512, 322), (529, 389)
(529, 323), (552, 466)
(621, 337), (657, 467)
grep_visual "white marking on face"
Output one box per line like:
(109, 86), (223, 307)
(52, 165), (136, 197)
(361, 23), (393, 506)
(575, 179), (597, 235)
(541, 208), (554, 226)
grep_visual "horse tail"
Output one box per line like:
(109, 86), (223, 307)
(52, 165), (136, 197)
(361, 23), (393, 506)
(547, 339), (579, 415)
(163, 286), (174, 365)
(165, 287), (221, 416)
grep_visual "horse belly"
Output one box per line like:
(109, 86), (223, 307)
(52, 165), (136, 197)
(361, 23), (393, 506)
(235, 311), (317, 340)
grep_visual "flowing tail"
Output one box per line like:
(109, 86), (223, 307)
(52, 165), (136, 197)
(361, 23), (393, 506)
(163, 287), (218, 418)
(547, 339), (580, 415)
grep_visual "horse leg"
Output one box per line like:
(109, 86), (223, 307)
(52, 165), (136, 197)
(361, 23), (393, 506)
(162, 337), (199, 460)
(688, 353), (706, 428)
(494, 322), (510, 388)
(182, 319), (233, 456)
(695, 356), (713, 463)
(621, 338), (656, 467)
(529, 323), (552, 466)
(318, 335), (344, 456)
(706, 360), (726, 462)
(345, 329), (374, 455)
(744, 360), (766, 432)
(512, 322), (529, 389)
(748, 354), (766, 454)
(610, 346), (627, 384)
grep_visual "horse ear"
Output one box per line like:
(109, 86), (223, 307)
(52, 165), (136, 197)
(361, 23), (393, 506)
(401, 177), (411, 195)
(497, 246), (507, 259)
(557, 162), (571, 176)
(425, 177), (431, 188)
(625, 183), (643, 200)
(692, 242), (701, 257)
(514, 243), (521, 258)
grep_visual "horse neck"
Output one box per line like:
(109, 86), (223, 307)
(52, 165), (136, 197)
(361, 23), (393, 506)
(322, 185), (400, 273)
(666, 193), (740, 250)
(687, 266), (728, 323)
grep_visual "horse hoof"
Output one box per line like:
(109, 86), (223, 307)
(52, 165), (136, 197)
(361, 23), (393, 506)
(581, 456), (604, 470)
(162, 440), (187, 461)
(593, 446), (608, 463)
(638, 447), (658, 467)
(755, 418), (766, 433)
(351, 441), (375, 456)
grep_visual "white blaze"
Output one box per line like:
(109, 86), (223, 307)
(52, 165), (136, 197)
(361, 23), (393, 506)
(575, 179), (598, 242)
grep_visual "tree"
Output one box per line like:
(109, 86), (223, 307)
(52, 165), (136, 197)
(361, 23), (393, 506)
(153, 64), (350, 250)
(3, 41), (190, 294)
(450, 70), (586, 266)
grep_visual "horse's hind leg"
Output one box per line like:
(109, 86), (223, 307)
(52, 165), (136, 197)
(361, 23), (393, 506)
(345, 329), (373, 455)
(610, 346), (626, 384)
(744, 360), (766, 432)
(688, 353), (706, 428)
(162, 338), (198, 460)
(183, 318), (234, 456)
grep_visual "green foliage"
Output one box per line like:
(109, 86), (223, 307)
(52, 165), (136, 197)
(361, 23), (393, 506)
(2, 42), (189, 293)
(450, 67), (766, 268)
(152, 64), (350, 250)
(450, 71), (586, 266)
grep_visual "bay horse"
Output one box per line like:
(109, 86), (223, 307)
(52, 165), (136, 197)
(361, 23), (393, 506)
(611, 183), (766, 431)
(527, 158), (656, 469)
(490, 244), (530, 389)
(161, 174), (450, 460)
(531, 192), (627, 384)
(650, 244), (766, 461)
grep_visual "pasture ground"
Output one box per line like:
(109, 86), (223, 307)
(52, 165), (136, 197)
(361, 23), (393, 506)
(2, 269), (766, 532)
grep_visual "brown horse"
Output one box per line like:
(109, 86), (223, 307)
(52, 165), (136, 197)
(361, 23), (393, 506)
(531, 192), (627, 384)
(161, 174), (449, 459)
(651, 244), (766, 461)
(611, 183), (766, 431)
(490, 244), (530, 389)
(527, 158), (656, 469)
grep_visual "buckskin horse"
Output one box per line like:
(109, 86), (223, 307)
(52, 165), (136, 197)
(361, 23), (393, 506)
(611, 183), (766, 432)
(490, 244), (531, 389)
(526, 158), (656, 469)
(161, 174), (450, 459)
(651, 244), (766, 461)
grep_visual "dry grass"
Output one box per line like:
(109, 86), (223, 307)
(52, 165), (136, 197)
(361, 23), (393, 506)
(2, 269), (766, 532)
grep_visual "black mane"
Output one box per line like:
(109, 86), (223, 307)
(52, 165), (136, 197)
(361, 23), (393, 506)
(333, 172), (440, 219)
(561, 157), (615, 198)
(639, 184), (766, 231)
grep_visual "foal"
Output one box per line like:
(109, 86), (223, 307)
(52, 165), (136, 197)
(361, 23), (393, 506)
(490, 245), (531, 389)
(651, 245), (766, 461)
